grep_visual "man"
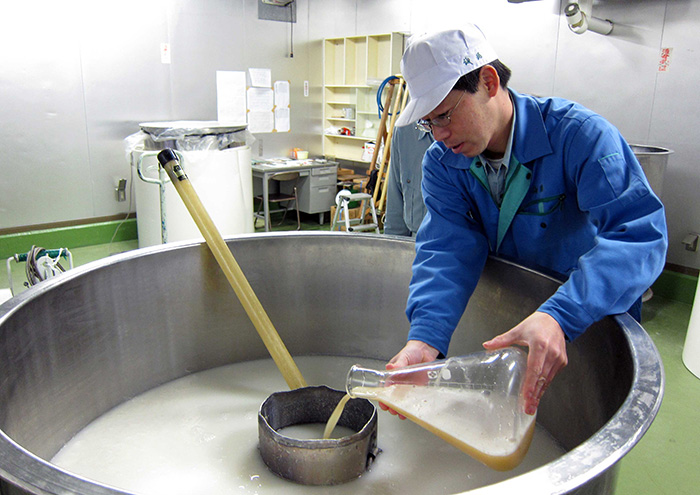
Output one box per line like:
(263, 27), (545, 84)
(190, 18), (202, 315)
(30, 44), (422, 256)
(385, 124), (434, 236)
(384, 26), (667, 417)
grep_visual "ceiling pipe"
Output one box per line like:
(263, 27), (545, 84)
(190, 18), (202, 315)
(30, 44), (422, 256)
(565, 1), (614, 35)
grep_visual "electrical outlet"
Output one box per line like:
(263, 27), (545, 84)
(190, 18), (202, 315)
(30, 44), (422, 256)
(682, 233), (699, 252)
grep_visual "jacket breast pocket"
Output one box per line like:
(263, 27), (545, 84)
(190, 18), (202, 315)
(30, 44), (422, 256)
(518, 194), (566, 217)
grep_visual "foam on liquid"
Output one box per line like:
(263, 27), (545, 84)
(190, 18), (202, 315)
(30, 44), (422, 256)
(52, 356), (564, 494)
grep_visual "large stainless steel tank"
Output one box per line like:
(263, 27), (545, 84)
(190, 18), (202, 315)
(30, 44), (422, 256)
(0, 233), (663, 494)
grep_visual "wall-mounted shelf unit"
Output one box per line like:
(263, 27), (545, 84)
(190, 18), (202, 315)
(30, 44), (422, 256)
(322, 33), (404, 163)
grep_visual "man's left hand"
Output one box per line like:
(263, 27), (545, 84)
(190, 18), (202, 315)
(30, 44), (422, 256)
(482, 311), (568, 415)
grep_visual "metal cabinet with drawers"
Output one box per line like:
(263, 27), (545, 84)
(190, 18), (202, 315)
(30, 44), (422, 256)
(296, 165), (337, 215)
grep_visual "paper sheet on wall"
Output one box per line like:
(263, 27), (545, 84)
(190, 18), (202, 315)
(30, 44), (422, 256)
(248, 111), (275, 133)
(246, 87), (274, 133)
(249, 68), (272, 88)
(274, 80), (290, 108)
(275, 107), (290, 132)
(216, 71), (247, 124)
(274, 80), (291, 132)
(247, 87), (274, 111)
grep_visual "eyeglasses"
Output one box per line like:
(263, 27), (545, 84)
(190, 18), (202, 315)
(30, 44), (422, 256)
(416, 91), (466, 133)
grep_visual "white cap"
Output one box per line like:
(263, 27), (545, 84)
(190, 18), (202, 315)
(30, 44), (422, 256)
(396, 26), (498, 127)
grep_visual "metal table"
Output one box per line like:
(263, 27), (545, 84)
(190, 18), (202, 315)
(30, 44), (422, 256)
(252, 159), (338, 231)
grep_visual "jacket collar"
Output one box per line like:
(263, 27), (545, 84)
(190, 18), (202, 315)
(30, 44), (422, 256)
(510, 88), (553, 165)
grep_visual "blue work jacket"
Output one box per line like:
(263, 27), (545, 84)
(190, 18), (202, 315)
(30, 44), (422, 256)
(407, 89), (668, 356)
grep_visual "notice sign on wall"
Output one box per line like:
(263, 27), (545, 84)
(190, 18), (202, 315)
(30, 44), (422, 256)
(658, 47), (673, 72)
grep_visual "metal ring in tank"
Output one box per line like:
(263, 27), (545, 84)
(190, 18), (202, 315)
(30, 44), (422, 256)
(258, 385), (378, 485)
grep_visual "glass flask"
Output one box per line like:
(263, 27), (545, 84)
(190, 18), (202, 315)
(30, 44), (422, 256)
(346, 347), (535, 471)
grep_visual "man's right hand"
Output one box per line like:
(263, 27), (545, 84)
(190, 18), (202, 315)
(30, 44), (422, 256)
(482, 311), (568, 415)
(381, 340), (440, 419)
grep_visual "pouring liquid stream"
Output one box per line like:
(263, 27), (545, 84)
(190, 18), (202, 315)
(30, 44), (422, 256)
(322, 393), (351, 439)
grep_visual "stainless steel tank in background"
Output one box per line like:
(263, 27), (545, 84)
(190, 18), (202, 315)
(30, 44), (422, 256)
(0, 233), (663, 494)
(630, 144), (673, 198)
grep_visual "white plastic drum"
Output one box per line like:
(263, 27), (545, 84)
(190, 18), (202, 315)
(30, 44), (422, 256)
(134, 146), (253, 248)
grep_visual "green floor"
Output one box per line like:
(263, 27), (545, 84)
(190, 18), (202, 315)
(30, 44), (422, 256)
(1, 214), (698, 494)
(617, 295), (699, 495)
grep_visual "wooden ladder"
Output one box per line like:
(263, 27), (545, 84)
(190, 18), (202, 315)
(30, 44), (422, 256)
(367, 76), (410, 215)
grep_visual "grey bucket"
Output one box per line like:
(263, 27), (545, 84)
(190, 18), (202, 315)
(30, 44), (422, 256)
(630, 144), (673, 197)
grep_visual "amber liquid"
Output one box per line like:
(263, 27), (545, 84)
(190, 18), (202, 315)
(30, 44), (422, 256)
(323, 393), (351, 439)
(352, 384), (536, 471)
(392, 406), (536, 471)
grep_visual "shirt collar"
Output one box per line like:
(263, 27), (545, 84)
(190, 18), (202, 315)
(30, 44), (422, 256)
(415, 127), (434, 141)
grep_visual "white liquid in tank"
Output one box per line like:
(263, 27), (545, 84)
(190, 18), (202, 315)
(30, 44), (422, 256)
(52, 356), (564, 494)
(281, 422), (355, 440)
